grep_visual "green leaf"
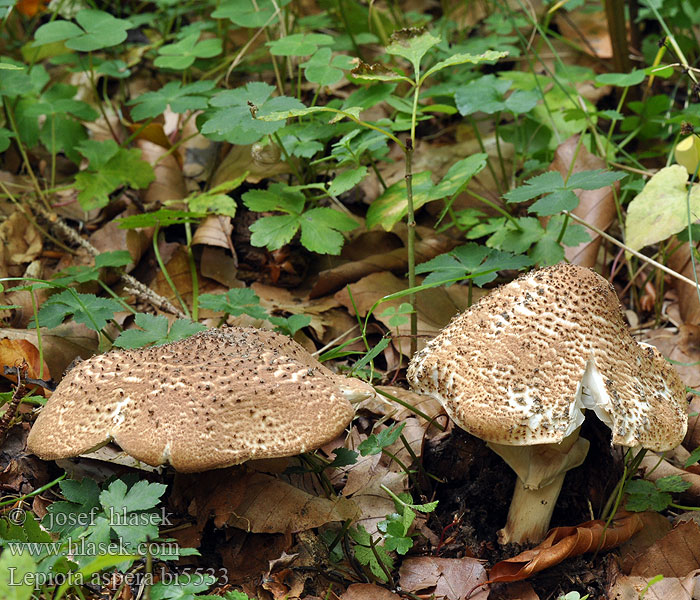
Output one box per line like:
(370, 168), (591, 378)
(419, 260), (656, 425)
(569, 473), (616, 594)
(299, 207), (358, 254)
(328, 447), (359, 467)
(249, 214), (301, 250)
(366, 171), (435, 230)
(0, 127), (12, 152)
(150, 574), (216, 600)
(487, 216), (544, 254)
(565, 169), (625, 190)
(685, 446), (700, 468)
(386, 28), (440, 75)
(422, 50), (508, 80)
(416, 243), (532, 286)
(155, 34), (222, 70)
(269, 313), (311, 336)
(74, 140), (154, 211)
(504, 171), (564, 203)
(301, 47), (355, 87)
(625, 165), (700, 252)
(198, 288), (268, 320)
(34, 10), (133, 52)
(212, 0), (286, 27)
(129, 81), (215, 120)
(351, 61), (410, 83)
(595, 70), (645, 87)
(358, 423), (406, 456)
(117, 209), (204, 229)
(95, 250), (133, 268)
(0, 547), (36, 600)
(201, 82), (304, 144)
(655, 475), (692, 493)
(430, 154), (487, 200)
(100, 479), (167, 514)
(342, 83), (396, 110)
(34, 290), (121, 332)
(329, 166), (368, 196)
(267, 33), (333, 56)
(624, 479), (672, 512)
(113, 314), (206, 349)
(242, 183), (305, 213)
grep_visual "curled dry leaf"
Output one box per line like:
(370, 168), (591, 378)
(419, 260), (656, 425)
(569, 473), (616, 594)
(642, 325), (700, 389)
(488, 513), (644, 583)
(0, 339), (50, 392)
(0, 211), (42, 268)
(191, 214), (234, 249)
(666, 238), (700, 325)
(211, 144), (291, 186)
(398, 556), (489, 600)
(550, 135), (617, 267)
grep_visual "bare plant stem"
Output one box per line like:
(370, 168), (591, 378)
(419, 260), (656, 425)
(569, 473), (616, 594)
(405, 140), (417, 357)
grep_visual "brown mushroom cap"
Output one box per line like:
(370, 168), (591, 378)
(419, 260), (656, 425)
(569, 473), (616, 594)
(407, 264), (687, 451)
(27, 327), (370, 472)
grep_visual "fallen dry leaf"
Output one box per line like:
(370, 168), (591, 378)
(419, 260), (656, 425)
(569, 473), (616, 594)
(340, 583), (402, 600)
(226, 472), (359, 533)
(192, 214), (234, 249)
(643, 326), (700, 388)
(554, 7), (613, 59)
(0, 211), (42, 269)
(488, 513), (645, 583)
(629, 520), (700, 578)
(664, 239), (700, 325)
(137, 138), (187, 206)
(398, 556), (489, 600)
(608, 570), (700, 600)
(685, 396), (700, 451)
(211, 143), (291, 186)
(550, 136), (618, 267)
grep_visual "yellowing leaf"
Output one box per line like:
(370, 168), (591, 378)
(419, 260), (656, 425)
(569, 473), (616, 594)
(625, 165), (700, 252)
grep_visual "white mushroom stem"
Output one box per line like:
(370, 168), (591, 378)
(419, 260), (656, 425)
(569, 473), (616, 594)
(488, 429), (590, 545)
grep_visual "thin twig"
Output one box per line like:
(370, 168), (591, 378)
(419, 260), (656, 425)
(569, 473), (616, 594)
(564, 210), (700, 290)
(33, 204), (188, 318)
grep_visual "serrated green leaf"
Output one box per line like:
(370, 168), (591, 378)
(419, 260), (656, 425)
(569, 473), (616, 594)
(117, 209), (204, 229)
(386, 29), (440, 75)
(100, 479), (167, 514)
(528, 189), (579, 215)
(242, 184), (305, 213)
(299, 207), (358, 254)
(113, 314), (206, 349)
(595, 70), (645, 87)
(198, 288), (268, 320)
(656, 475), (692, 493)
(249, 214), (301, 250)
(329, 166), (368, 196)
(487, 217), (544, 254)
(34, 290), (121, 331)
(269, 313), (311, 336)
(358, 422), (405, 456)
(422, 50), (507, 80)
(504, 171), (564, 203)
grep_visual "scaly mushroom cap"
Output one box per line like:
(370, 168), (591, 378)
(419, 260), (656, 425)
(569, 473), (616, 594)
(27, 327), (370, 472)
(407, 264), (687, 451)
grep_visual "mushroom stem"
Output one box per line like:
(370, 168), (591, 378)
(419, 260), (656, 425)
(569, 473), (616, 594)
(497, 473), (567, 545)
(488, 429), (590, 545)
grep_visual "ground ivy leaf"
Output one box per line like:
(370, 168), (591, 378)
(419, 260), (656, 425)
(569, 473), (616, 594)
(211, 0), (285, 27)
(35, 10), (132, 52)
(366, 171), (435, 230)
(625, 165), (700, 252)
(249, 214), (301, 250)
(299, 207), (358, 254)
(301, 47), (355, 87)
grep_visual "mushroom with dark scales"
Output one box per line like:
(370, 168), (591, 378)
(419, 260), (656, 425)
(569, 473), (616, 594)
(26, 326), (374, 472)
(407, 263), (688, 545)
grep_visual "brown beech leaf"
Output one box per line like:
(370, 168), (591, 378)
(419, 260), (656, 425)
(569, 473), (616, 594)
(643, 326), (700, 389)
(340, 583), (402, 600)
(398, 556), (489, 600)
(630, 521), (700, 577)
(685, 395), (700, 451)
(226, 472), (359, 533)
(191, 214), (234, 249)
(550, 136), (617, 267)
(609, 571), (700, 600)
(488, 513), (645, 583)
(667, 238), (700, 325)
